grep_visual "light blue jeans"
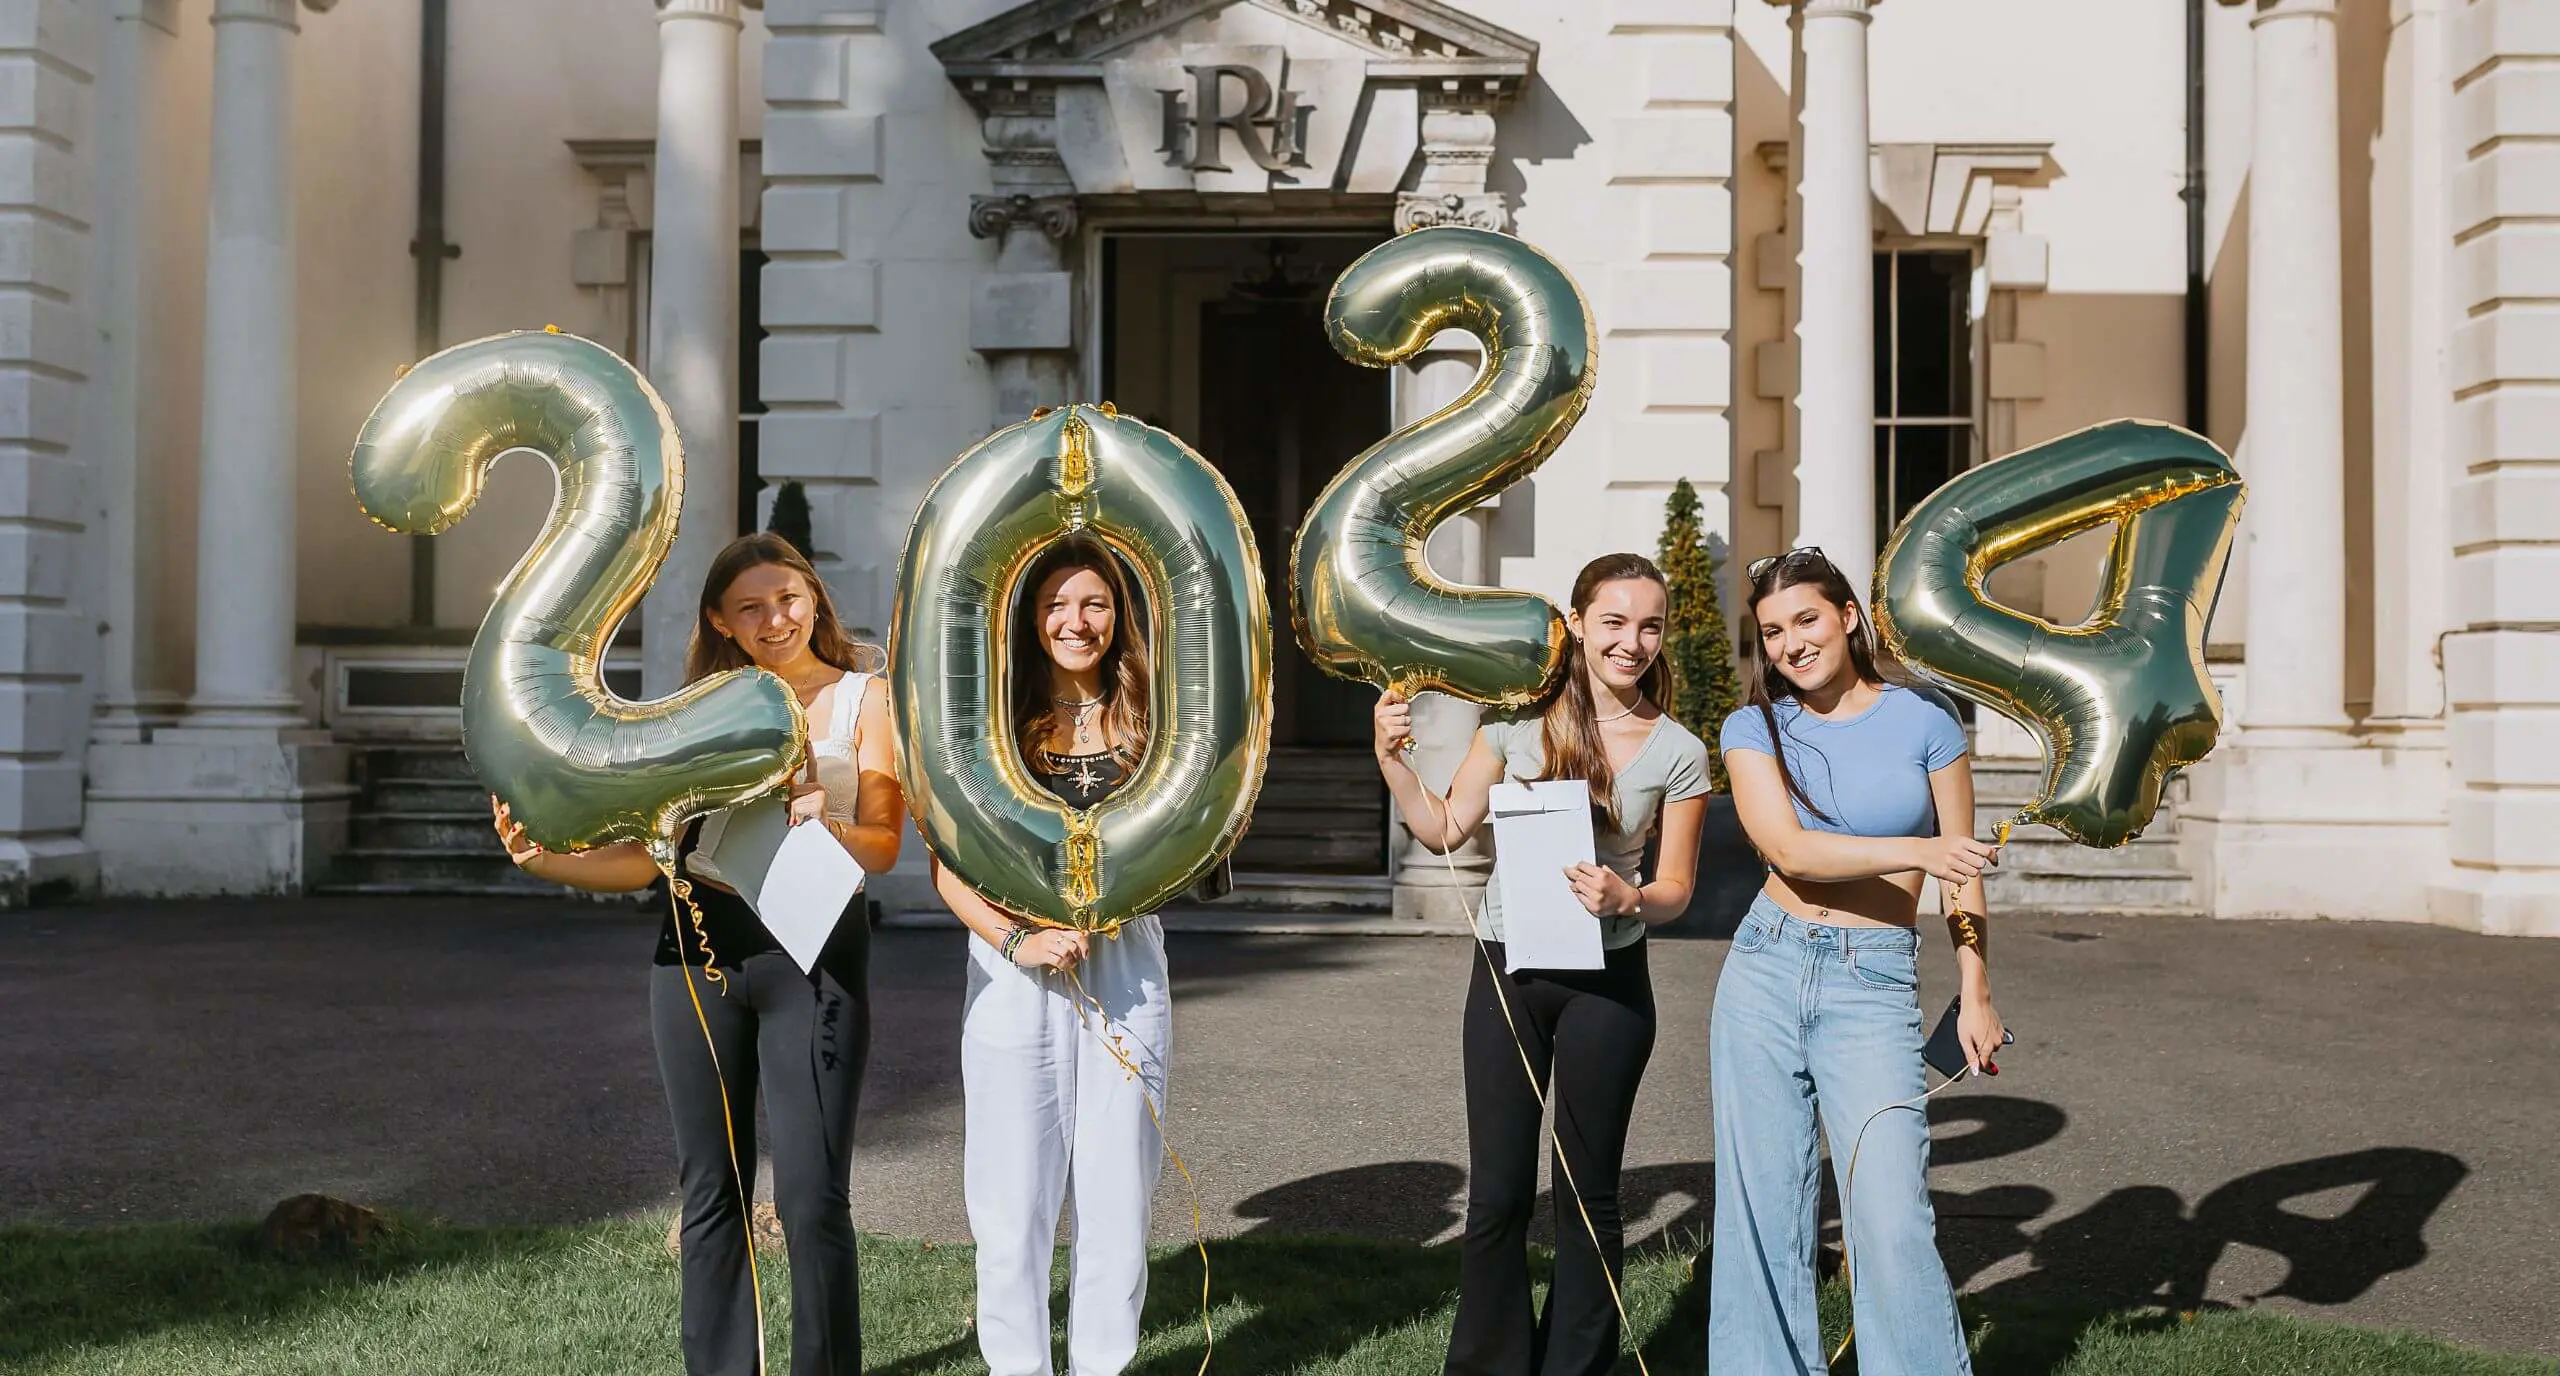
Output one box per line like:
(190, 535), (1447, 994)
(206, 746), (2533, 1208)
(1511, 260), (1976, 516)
(1711, 893), (1971, 1375)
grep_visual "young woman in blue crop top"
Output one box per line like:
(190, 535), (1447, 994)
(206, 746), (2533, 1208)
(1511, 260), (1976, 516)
(1375, 553), (1710, 1376)
(1710, 547), (2006, 1374)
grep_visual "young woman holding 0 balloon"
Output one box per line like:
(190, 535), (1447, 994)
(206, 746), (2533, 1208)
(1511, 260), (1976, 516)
(930, 534), (1175, 1376)
(493, 531), (903, 1376)
(1710, 546), (2005, 1374)
(1373, 552), (1710, 1376)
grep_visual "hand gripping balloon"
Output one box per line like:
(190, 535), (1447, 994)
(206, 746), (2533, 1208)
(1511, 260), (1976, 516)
(1291, 225), (1596, 708)
(349, 330), (805, 866)
(1872, 419), (2244, 848)
(890, 405), (1272, 931)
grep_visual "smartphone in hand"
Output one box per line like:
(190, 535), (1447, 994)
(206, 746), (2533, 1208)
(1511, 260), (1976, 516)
(1922, 995), (2016, 1080)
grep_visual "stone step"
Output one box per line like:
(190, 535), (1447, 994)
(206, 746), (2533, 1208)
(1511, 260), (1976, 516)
(326, 848), (556, 894)
(1970, 805), (2186, 842)
(350, 811), (499, 851)
(1991, 833), (2187, 873)
(1984, 866), (2195, 911)
(1255, 775), (1387, 809)
(1234, 829), (1382, 872)
(1210, 871), (1392, 912)
(353, 747), (478, 784)
(372, 778), (489, 814)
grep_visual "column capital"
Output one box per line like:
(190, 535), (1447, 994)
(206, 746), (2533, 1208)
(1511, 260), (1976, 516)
(657, 0), (754, 24)
(210, 0), (322, 27)
(969, 193), (1077, 243)
(1766, 0), (1876, 15)
(2217, 0), (2339, 20)
(114, 0), (180, 30)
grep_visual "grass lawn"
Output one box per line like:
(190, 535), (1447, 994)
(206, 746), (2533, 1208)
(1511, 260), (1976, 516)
(0, 1217), (2543, 1375)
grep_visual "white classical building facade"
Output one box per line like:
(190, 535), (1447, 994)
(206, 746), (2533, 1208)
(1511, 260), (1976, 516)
(3, 0), (2555, 935)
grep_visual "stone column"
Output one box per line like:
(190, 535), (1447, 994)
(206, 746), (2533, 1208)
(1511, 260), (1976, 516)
(968, 99), (1078, 429)
(1391, 335), (1496, 926)
(2183, 0), (2442, 924)
(189, 0), (309, 726)
(2369, 0), (2451, 733)
(968, 193), (1077, 425)
(87, 0), (182, 744)
(640, 0), (747, 697)
(2234, 0), (2349, 740)
(1789, 0), (1878, 588)
(87, 0), (354, 898)
(2431, 0), (2560, 935)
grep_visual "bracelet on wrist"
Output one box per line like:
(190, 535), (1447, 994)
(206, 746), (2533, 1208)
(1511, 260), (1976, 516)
(1000, 926), (1030, 964)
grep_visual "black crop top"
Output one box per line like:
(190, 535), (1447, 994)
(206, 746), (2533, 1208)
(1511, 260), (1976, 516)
(1032, 749), (1133, 809)
(653, 817), (867, 980)
(1030, 748), (1234, 904)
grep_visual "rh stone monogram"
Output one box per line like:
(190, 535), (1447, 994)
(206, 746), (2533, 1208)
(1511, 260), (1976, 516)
(1156, 63), (1315, 175)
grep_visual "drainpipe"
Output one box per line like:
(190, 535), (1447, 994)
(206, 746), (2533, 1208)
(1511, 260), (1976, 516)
(408, 0), (457, 627)
(2183, 0), (2208, 434)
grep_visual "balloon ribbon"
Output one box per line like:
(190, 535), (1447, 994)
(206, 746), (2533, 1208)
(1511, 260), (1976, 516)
(1416, 785), (1654, 1376)
(1062, 950), (1216, 1376)
(663, 866), (770, 1375)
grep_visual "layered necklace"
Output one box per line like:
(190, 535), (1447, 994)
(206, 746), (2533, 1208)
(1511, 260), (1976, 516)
(1053, 693), (1105, 750)
(1048, 693), (1108, 791)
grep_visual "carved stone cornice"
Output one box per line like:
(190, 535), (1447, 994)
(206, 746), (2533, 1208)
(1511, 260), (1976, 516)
(969, 194), (1080, 242)
(656, 0), (759, 20)
(1395, 193), (1506, 234)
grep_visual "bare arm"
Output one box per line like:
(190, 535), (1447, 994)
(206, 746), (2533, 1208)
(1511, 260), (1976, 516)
(930, 853), (1087, 970)
(492, 799), (663, 893)
(1723, 750), (1926, 881)
(810, 679), (905, 874)
(1637, 794), (1707, 922)
(1373, 691), (1503, 852)
(1724, 749), (1999, 888)
(1928, 757), (2007, 1072)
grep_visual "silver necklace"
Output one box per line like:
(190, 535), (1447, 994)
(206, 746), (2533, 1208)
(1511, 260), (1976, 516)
(1595, 702), (1640, 724)
(1054, 695), (1103, 748)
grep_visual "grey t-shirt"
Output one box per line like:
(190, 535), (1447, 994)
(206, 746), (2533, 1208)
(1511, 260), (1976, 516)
(1472, 714), (1712, 951)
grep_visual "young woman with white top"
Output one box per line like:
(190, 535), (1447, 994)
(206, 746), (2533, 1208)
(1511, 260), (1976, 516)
(931, 535), (1176, 1376)
(493, 531), (904, 1376)
(1374, 552), (1711, 1376)
(1711, 545), (2006, 1375)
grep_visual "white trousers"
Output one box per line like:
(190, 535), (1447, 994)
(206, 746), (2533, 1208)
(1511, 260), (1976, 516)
(963, 915), (1171, 1376)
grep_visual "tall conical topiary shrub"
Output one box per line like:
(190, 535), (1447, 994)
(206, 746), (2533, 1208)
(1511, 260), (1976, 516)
(767, 479), (814, 560)
(1660, 478), (1744, 789)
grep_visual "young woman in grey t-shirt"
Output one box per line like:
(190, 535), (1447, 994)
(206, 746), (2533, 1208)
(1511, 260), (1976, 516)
(1374, 552), (1710, 1376)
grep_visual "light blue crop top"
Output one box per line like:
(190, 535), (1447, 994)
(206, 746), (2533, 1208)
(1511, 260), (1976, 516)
(1718, 683), (1968, 838)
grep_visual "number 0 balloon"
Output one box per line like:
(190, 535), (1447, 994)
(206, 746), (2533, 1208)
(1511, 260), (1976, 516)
(1291, 226), (1595, 708)
(891, 405), (1272, 931)
(348, 330), (806, 864)
(1872, 419), (2244, 848)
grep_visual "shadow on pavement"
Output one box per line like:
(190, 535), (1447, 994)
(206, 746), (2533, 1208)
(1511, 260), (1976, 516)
(1199, 1101), (2468, 1371)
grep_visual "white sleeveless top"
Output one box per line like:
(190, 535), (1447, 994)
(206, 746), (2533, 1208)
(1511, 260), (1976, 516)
(808, 670), (869, 823)
(685, 669), (869, 884)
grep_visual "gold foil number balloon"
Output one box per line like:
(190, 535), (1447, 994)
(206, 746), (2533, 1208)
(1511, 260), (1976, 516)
(349, 330), (805, 864)
(1291, 226), (1595, 708)
(890, 405), (1272, 931)
(1872, 419), (2245, 848)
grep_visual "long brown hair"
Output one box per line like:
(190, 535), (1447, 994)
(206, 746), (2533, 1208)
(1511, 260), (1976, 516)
(684, 531), (877, 686)
(1533, 553), (1676, 833)
(1011, 535), (1152, 772)
(1741, 547), (1891, 823)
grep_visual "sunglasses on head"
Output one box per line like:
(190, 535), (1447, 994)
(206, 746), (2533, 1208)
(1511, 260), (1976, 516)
(1747, 546), (1830, 581)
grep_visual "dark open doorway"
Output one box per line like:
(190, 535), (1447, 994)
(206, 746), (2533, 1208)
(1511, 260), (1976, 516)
(1102, 231), (1391, 874)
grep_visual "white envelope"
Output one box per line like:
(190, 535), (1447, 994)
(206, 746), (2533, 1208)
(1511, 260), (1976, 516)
(687, 796), (868, 975)
(1487, 779), (1605, 972)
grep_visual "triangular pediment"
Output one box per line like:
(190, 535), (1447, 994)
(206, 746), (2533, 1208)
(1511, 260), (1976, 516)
(933, 0), (1535, 72)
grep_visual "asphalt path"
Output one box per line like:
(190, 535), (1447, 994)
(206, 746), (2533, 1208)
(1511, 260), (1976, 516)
(4, 898), (2552, 1357)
